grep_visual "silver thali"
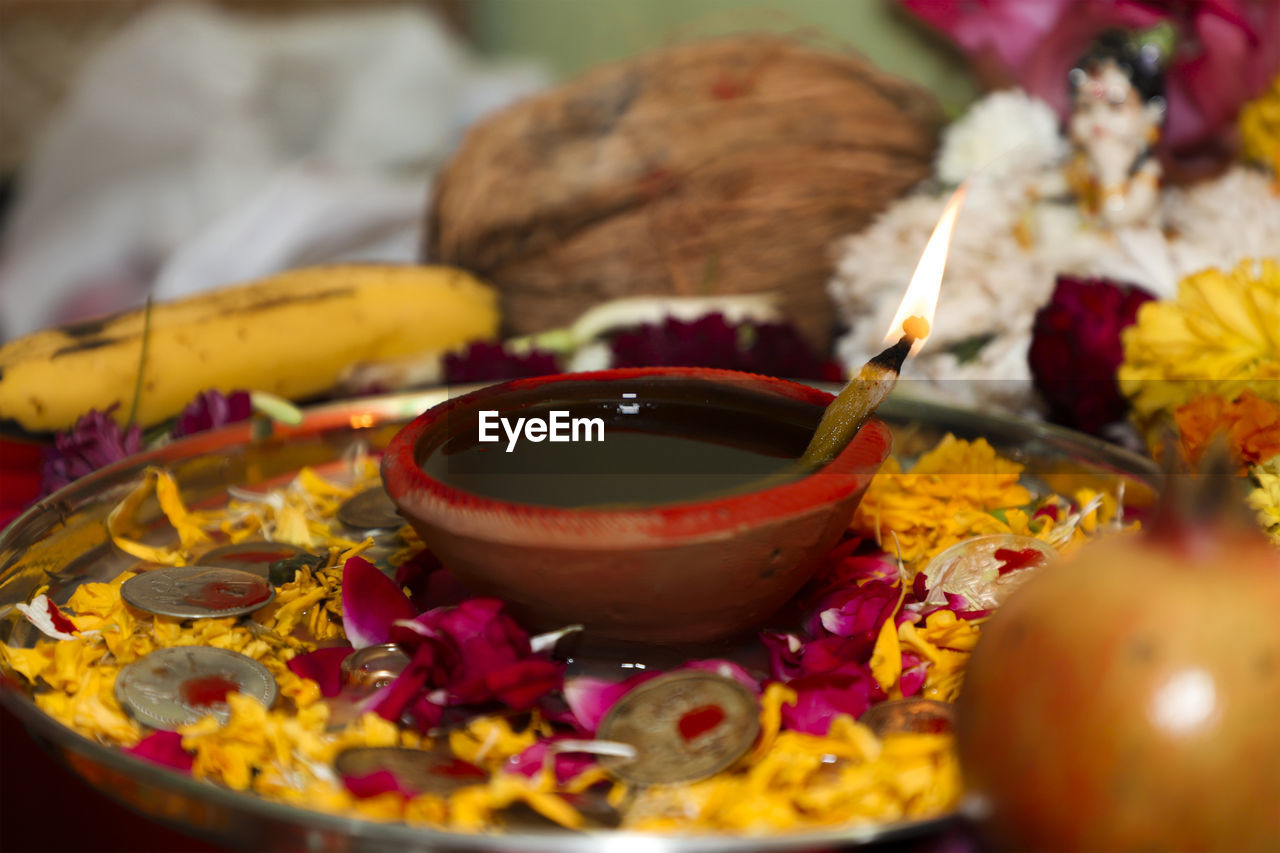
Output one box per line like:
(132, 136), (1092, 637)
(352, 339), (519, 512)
(0, 387), (1158, 852)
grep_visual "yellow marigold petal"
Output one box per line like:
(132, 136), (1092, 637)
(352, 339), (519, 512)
(1121, 259), (1280, 439)
(870, 616), (902, 695)
(1, 644), (54, 683)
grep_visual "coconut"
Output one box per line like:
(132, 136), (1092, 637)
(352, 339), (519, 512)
(427, 35), (943, 350)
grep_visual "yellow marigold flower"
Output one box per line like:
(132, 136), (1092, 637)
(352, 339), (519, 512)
(1119, 259), (1280, 440)
(622, 717), (958, 832)
(853, 435), (1030, 566)
(1248, 457), (1280, 544)
(1240, 72), (1280, 176)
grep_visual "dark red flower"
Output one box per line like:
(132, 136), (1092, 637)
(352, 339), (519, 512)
(0, 439), (42, 529)
(609, 314), (842, 382)
(443, 342), (561, 384)
(395, 549), (469, 612)
(171, 389), (252, 438)
(40, 405), (142, 495)
(1028, 275), (1155, 435)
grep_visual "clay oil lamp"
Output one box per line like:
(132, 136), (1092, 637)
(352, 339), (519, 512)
(382, 189), (965, 645)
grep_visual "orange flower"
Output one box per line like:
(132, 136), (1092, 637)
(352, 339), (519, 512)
(1175, 391), (1280, 469)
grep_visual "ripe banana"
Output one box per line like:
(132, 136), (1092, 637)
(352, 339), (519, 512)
(0, 264), (499, 432)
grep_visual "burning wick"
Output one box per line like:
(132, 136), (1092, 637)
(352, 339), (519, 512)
(901, 315), (930, 341)
(800, 186), (965, 467)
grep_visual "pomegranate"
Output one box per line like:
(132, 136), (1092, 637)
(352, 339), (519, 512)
(957, 506), (1280, 850)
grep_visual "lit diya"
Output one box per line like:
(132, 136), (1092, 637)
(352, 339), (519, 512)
(382, 187), (967, 644)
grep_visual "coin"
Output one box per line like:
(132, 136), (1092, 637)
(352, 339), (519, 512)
(115, 646), (278, 730)
(121, 566), (275, 619)
(200, 541), (313, 579)
(859, 698), (955, 737)
(337, 486), (403, 531)
(333, 746), (488, 795)
(341, 643), (410, 690)
(596, 670), (760, 785)
(920, 534), (1058, 610)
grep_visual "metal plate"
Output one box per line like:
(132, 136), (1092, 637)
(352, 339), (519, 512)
(0, 388), (1159, 852)
(337, 486), (405, 531)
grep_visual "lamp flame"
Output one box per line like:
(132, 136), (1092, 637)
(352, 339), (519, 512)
(883, 183), (968, 355)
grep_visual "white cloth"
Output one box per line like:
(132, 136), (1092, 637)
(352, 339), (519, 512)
(0, 2), (547, 340)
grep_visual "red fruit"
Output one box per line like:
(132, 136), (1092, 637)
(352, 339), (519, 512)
(958, 522), (1280, 851)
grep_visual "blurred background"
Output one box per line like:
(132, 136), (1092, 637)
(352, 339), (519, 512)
(0, 0), (974, 342)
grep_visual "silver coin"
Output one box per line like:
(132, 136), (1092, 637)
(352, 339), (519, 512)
(920, 534), (1058, 610)
(337, 486), (403, 531)
(333, 746), (488, 795)
(121, 566), (275, 619)
(115, 646), (278, 730)
(597, 671), (760, 786)
(859, 698), (955, 737)
(341, 643), (410, 690)
(200, 541), (311, 578)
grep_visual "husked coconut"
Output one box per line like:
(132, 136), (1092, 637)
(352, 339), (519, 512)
(427, 35), (943, 350)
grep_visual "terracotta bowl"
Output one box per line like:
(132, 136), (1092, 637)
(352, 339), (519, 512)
(381, 367), (892, 644)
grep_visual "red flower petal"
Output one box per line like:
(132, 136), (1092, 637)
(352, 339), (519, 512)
(478, 658), (564, 711)
(562, 673), (657, 735)
(341, 557), (417, 649)
(806, 580), (899, 644)
(780, 666), (885, 735)
(394, 549), (469, 612)
(286, 646), (353, 698)
(364, 640), (450, 725)
(679, 659), (761, 693)
(506, 738), (600, 785)
(341, 769), (419, 799)
(125, 731), (193, 773)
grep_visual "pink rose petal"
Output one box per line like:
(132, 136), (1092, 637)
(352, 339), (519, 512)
(341, 769), (420, 799)
(900, 653), (929, 698)
(341, 557), (417, 649)
(125, 731), (193, 773)
(780, 666), (885, 736)
(807, 581), (899, 643)
(506, 738), (599, 786)
(761, 632), (880, 682)
(679, 659), (761, 693)
(563, 673), (658, 735)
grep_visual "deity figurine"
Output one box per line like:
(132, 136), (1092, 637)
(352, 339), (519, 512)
(1065, 30), (1168, 229)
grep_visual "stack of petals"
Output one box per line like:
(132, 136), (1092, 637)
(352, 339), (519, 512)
(290, 557), (564, 733)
